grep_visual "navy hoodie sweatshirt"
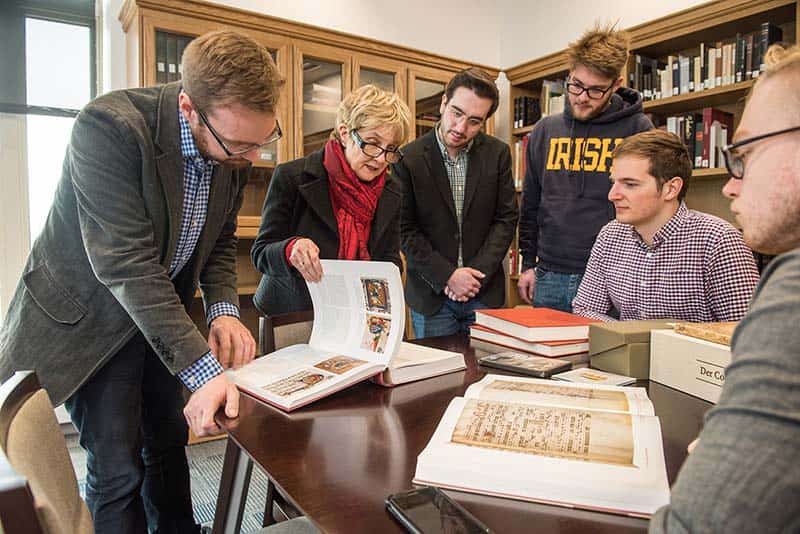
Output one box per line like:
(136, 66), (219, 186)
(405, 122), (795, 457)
(519, 86), (653, 274)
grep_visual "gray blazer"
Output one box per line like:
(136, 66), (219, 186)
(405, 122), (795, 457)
(0, 82), (248, 405)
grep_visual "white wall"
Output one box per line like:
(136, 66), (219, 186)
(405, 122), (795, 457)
(499, 0), (711, 69)
(101, 0), (503, 93)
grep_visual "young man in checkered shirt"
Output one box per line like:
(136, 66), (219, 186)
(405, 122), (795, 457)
(572, 129), (759, 322)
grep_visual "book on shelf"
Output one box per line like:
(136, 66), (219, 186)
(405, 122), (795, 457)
(227, 260), (464, 411)
(539, 80), (565, 117)
(512, 134), (529, 189)
(513, 96), (540, 129)
(553, 367), (636, 386)
(478, 351), (571, 378)
(629, 21), (783, 103)
(470, 324), (588, 357)
(672, 321), (737, 346)
(474, 307), (597, 343)
(413, 374), (669, 517)
(703, 107), (733, 168)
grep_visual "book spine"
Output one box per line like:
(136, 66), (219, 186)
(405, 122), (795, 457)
(156, 32), (167, 84)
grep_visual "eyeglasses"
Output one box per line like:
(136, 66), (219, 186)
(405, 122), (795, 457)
(565, 80), (615, 100)
(722, 125), (800, 179)
(350, 129), (404, 164)
(445, 104), (486, 128)
(196, 108), (282, 157)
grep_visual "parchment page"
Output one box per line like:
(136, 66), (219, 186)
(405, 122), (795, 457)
(464, 375), (654, 416)
(452, 399), (633, 466)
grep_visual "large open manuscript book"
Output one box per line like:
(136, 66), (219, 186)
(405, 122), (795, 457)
(227, 260), (464, 411)
(414, 375), (669, 517)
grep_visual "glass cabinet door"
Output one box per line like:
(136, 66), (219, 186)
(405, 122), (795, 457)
(295, 43), (351, 157)
(353, 55), (406, 99)
(408, 67), (449, 141)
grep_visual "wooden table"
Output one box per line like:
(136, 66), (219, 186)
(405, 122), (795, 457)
(212, 333), (711, 533)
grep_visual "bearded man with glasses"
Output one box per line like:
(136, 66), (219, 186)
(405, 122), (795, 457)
(517, 23), (653, 313)
(649, 43), (800, 534)
(0, 30), (283, 533)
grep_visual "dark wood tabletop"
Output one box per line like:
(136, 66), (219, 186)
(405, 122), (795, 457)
(215, 333), (712, 534)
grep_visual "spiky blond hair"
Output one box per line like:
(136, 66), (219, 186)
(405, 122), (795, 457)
(567, 23), (630, 79)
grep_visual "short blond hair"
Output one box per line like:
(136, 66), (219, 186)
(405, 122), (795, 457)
(332, 85), (412, 146)
(567, 23), (630, 79)
(754, 43), (800, 123)
(181, 30), (284, 114)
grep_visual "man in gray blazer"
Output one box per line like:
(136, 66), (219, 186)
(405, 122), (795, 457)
(649, 43), (800, 533)
(394, 68), (517, 338)
(0, 31), (283, 533)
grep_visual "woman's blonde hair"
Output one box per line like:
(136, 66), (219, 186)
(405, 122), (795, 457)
(331, 85), (412, 146)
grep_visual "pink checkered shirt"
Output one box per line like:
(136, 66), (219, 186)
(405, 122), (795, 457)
(572, 202), (759, 322)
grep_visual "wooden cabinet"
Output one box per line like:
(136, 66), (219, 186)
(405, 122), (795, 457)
(504, 0), (799, 306)
(119, 0), (498, 333)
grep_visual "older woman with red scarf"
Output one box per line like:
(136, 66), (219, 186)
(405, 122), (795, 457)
(252, 84), (411, 316)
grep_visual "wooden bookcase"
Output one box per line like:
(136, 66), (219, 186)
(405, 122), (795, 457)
(504, 0), (799, 307)
(119, 0), (498, 337)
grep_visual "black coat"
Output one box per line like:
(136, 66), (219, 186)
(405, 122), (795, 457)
(251, 148), (402, 316)
(393, 130), (518, 315)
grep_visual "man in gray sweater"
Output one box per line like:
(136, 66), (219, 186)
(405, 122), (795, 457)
(649, 43), (800, 533)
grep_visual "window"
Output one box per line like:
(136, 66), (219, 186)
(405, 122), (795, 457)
(0, 0), (96, 318)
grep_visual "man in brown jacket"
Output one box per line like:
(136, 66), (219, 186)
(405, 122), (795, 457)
(0, 31), (283, 533)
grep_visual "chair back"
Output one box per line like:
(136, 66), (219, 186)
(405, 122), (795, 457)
(258, 310), (314, 354)
(0, 371), (93, 534)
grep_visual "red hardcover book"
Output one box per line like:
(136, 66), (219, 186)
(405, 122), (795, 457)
(470, 324), (588, 357)
(474, 307), (598, 342)
(701, 108), (734, 168)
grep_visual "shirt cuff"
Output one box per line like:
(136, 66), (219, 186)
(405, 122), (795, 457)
(207, 301), (240, 326)
(177, 352), (224, 392)
(285, 237), (300, 264)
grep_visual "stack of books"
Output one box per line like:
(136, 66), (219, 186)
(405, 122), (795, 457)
(470, 307), (597, 369)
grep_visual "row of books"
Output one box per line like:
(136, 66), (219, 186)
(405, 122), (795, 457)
(155, 31), (193, 84)
(507, 247), (523, 277)
(539, 79), (566, 117)
(512, 96), (541, 129)
(630, 22), (783, 101)
(511, 134), (529, 189)
(663, 107), (733, 169)
(303, 82), (341, 108)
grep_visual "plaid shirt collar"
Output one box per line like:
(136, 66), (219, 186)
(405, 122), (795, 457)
(630, 201), (688, 250)
(434, 122), (473, 163)
(178, 105), (217, 169)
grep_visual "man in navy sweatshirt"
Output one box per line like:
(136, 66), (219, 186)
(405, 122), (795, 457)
(518, 24), (653, 312)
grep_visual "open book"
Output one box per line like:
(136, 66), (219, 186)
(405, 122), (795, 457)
(414, 375), (669, 517)
(227, 260), (464, 411)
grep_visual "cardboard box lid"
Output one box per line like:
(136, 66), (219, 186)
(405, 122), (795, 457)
(589, 320), (675, 355)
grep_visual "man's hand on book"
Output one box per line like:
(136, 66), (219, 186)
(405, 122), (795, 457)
(517, 268), (536, 304)
(289, 237), (324, 282)
(183, 374), (239, 437)
(209, 315), (256, 369)
(446, 267), (485, 301)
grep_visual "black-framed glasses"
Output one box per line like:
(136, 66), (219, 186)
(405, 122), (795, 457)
(196, 108), (282, 157)
(445, 103), (486, 128)
(722, 125), (800, 179)
(565, 79), (615, 100)
(350, 129), (404, 164)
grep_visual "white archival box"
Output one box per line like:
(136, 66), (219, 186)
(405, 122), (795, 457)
(649, 329), (732, 403)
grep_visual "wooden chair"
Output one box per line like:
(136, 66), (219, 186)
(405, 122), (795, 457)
(256, 311), (313, 526)
(0, 371), (93, 534)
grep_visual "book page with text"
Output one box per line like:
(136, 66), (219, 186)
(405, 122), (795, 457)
(464, 375), (654, 415)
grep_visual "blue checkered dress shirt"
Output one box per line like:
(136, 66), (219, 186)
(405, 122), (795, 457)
(174, 106), (238, 391)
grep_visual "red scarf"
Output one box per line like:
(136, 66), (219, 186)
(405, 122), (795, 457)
(323, 139), (386, 260)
